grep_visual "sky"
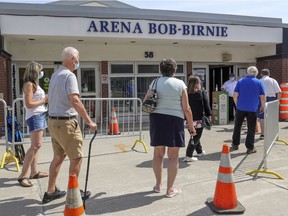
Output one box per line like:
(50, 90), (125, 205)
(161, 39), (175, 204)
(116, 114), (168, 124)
(1, 0), (288, 23)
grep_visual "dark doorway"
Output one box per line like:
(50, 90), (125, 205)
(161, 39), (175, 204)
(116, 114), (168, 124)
(209, 65), (233, 106)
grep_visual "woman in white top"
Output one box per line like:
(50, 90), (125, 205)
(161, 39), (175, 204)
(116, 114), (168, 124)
(18, 62), (48, 187)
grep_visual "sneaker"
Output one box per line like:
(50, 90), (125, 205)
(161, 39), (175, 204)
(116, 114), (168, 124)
(42, 187), (66, 204)
(246, 148), (257, 154)
(183, 156), (198, 162)
(80, 189), (91, 200)
(259, 134), (264, 140)
(231, 144), (239, 150)
(195, 151), (206, 157)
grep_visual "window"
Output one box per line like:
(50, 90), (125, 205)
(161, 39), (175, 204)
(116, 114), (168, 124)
(110, 77), (134, 98)
(19, 67), (55, 94)
(137, 77), (156, 100)
(81, 68), (96, 93)
(39, 68), (55, 93)
(177, 65), (184, 74)
(111, 64), (133, 74)
(18, 68), (25, 94)
(138, 64), (159, 74)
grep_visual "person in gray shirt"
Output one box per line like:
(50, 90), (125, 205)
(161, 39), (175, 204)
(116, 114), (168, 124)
(42, 47), (97, 204)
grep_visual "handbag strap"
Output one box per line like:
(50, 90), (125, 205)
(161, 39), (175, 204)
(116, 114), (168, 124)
(201, 91), (205, 116)
(151, 78), (159, 92)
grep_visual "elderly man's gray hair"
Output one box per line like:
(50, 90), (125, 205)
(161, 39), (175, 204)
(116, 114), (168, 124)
(247, 66), (258, 76)
(61, 47), (79, 60)
(261, 69), (270, 76)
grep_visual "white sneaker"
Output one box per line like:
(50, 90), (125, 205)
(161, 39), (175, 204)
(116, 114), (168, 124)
(183, 156), (198, 162)
(195, 151), (206, 157)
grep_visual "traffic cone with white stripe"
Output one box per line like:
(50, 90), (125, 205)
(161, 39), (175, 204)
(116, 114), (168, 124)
(108, 108), (121, 135)
(206, 144), (245, 214)
(64, 174), (85, 216)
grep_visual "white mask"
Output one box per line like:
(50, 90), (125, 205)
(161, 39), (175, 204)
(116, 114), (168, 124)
(39, 71), (44, 79)
(74, 61), (80, 70)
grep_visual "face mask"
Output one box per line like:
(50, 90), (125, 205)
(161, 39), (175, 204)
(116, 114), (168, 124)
(230, 77), (235, 81)
(74, 60), (80, 70)
(39, 71), (44, 79)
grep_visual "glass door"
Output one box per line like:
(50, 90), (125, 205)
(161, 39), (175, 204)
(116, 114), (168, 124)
(77, 65), (99, 119)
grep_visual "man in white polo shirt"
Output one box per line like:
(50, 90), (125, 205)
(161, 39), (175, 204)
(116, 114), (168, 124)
(258, 69), (282, 139)
(221, 73), (237, 122)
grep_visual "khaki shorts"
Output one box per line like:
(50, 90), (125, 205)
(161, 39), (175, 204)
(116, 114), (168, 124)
(48, 118), (83, 159)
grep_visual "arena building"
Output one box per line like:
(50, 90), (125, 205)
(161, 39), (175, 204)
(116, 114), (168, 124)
(0, 0), (287, 123)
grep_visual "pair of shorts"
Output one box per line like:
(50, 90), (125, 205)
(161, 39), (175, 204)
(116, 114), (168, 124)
(150, 113), (185, 147)
(48, 118), (83, 159)
(258, 96), (276, 119)
(26, 112), (47, 132)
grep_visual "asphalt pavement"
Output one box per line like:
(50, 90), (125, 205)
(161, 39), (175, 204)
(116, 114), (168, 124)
(1, 121), (288, 216)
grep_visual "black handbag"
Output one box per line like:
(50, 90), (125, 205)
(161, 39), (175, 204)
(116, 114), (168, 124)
(201, 91), (212, 130)
(142, 78), (159, 113)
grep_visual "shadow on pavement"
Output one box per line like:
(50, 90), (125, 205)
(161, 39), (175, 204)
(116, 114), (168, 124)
(84, 191), (165, 215)
(136, 158), (191, 169)
(186, 205), (214, 216)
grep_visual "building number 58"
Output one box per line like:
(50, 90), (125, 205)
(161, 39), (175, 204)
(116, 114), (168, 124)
(144, 51), (154, 58)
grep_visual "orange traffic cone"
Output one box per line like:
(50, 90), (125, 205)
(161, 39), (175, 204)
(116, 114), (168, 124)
(108, 108), (121, 135)
(206, 144), (245, 214)
(64, 174), (85, 216)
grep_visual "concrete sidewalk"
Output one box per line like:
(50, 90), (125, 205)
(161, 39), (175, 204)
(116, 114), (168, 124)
(1, 122), (288, 216)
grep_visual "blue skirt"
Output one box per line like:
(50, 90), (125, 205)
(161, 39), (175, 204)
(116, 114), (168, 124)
(26, 112), (48, 132)
(150, 113), (185, 147)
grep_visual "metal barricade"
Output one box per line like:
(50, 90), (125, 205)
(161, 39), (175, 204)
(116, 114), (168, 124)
(1, 97), (147, 172)
(0, 99), (8, 149)
(247, 100), (288, 179)
(0, 99), (21, 171)
(79, 97), (147, 153)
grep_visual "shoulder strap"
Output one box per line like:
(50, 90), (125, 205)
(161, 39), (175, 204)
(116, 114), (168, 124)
(151, 77), (159, 91)
(201, 91), (205, 115)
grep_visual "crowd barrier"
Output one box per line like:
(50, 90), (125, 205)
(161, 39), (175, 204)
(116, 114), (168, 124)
(0, 97), (147, 172)
(247, 100), (288, 179)
(0, 99), (22, 171)
(0, 99), (8, 149)
(79, 97), (147, 152)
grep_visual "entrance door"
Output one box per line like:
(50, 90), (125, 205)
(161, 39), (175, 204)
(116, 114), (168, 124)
(209, 65), (233, 92)
(209, 65), (233, 106)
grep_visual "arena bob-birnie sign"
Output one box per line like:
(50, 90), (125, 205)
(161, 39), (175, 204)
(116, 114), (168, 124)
(87, 20), (228, 37)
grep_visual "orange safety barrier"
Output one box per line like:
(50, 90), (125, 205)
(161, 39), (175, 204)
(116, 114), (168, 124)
(64, 174), (85, 216)
(280, 83), (288, 120)
(108, 108), (121, 135)
(206, 144), (245, 214)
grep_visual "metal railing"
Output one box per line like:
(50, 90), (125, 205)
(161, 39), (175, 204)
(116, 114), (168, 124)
(79, 97), (147, 152)
(247, 100), (288, 179)
(0, 99), (8, 149)
(0, 97), (148, 172)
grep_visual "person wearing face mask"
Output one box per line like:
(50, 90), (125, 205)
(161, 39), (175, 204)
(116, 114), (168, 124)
(221, 73), (237, 122)
(43, 47), (97, 204)
(17, 61), (49, 187)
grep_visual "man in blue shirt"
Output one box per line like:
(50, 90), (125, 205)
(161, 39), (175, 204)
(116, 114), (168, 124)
(231, 66), (266, 154)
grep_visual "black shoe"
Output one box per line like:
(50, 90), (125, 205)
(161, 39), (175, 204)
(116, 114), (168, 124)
(80, 189), (91, 201)
(231, 144), (239, 150)
(42, 187), (66, 204)
(259, 134), (264, 140)
(246, 148), (257, 154)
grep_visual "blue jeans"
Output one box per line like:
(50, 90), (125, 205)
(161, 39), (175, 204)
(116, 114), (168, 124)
(232, 109), (257, 150)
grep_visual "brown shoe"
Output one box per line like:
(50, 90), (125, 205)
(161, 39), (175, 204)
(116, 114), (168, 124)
(246, 148), (257, 154)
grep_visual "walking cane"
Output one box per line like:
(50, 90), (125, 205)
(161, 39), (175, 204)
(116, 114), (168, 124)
(83, 130), (97, 209)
